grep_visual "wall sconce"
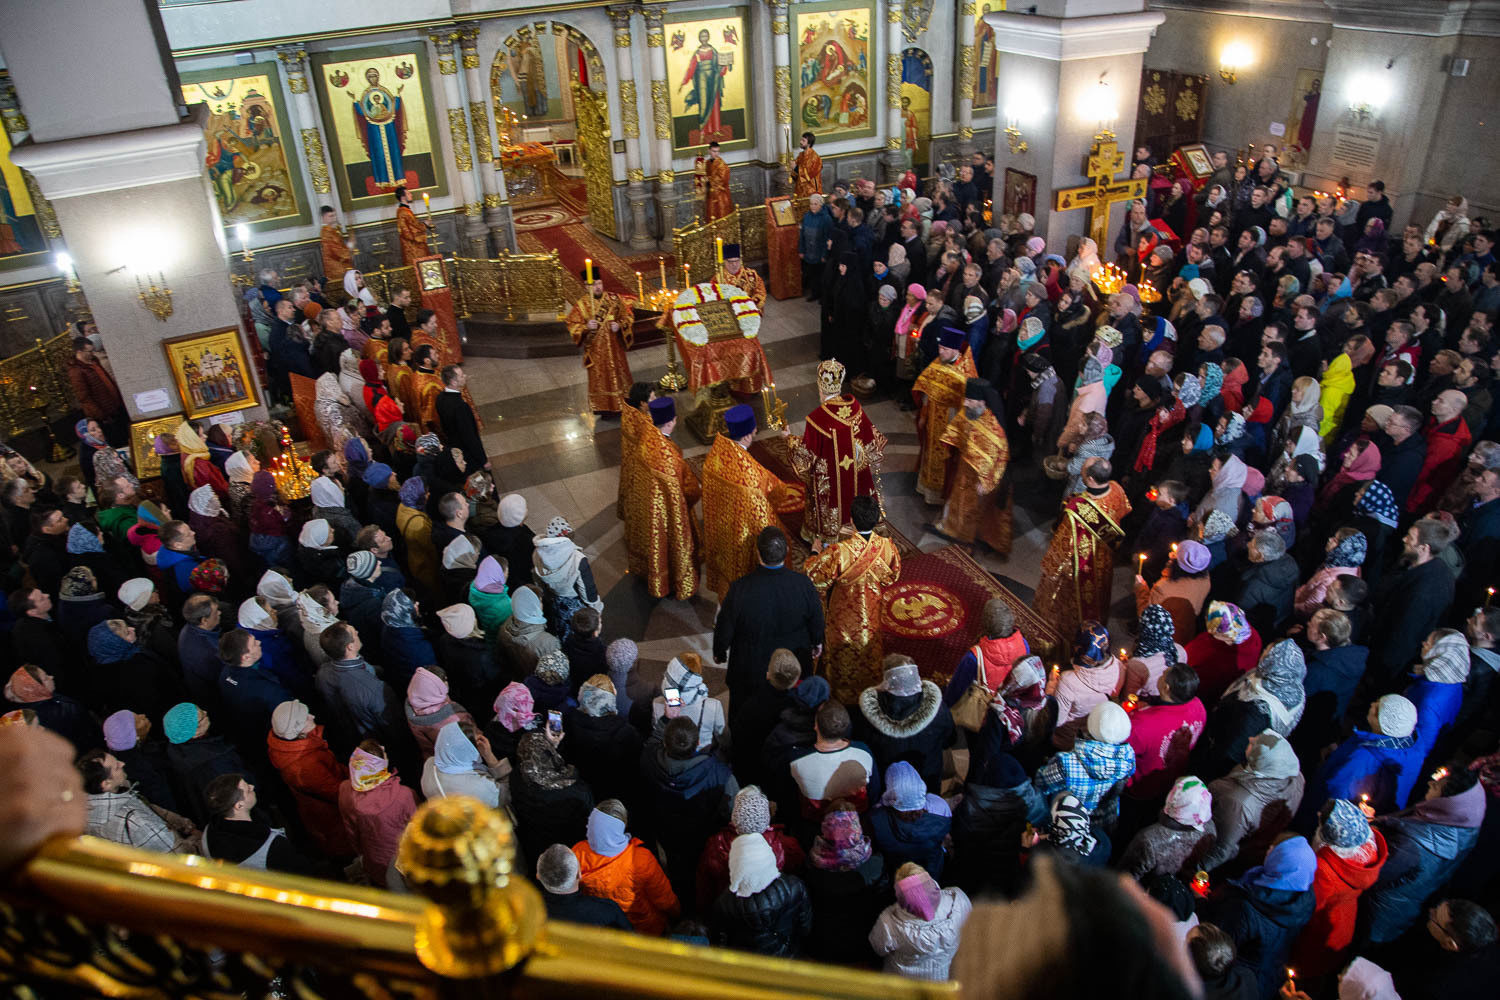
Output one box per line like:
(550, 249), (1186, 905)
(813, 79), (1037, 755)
(1219, 42), (1252, 85)
(234, 222), (253, 263)
(1347, 69), (1393, 125)
(136, 272), (173, 322)
(55, 252), (80, 294)
(1003, 124), (1028, 154)
(1078, 77), (1118, 139)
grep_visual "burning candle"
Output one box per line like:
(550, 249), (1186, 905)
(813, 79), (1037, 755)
(422, 192), (429, 206)
(659, 256), (668, 289)
(1190, 871), (1210, 896)
(636, 270), (644, 303)
(1050, 664), (1061, 681)
(1118, 648), (1128, 661)
(716, 236), (724, 264)
(1488, 587), (1495, 607)
(1170, 542), (1179, 558)
(1286, 968), (1296, 987)
(584, 258), (594, 286)
(1123, 693), (1140, 713)
(1137, 552), (1147, 574)
(683, 262), (691, 286)
(1432, 766), (1450, 782)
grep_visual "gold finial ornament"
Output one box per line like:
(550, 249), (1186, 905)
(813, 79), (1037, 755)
(816, 358), (846, 397)
(396, 796), (545, 979)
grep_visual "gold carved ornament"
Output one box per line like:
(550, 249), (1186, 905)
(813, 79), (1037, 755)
(959, 47), (976, 95)
(484, 193), (503, 208)
(21, 172), (60, 238)
(619, 79), (640, 138)
(463, 52), (480, 70)
(1, 107), (27, 137)
(959, 125), (974, 140)
(288, 72), (308, 94)
(573, 81), (617, 237)
(469, 101), (492, 162)
(772, 17), (789, 35)
(447, 108), (472, 171)
(888, 2), (905, 22)
(1143, 84), (1166, 116)
(465, 202), (482, 217)
(887, 54), (902, 110)
(615, 27), (631, 48)
(1176, 86), (1200, 121)
(438, 55), (457, 75)
(962, 2), (978, 15)
(887, 136), (903, 150)
(651, 80), (671, 140)
(774, 66), (792, 123)
(646, 28), (664, 47)
(658, 168), (675, 184)
(301, 128), (331, 194)
(628, 167), (645, 182)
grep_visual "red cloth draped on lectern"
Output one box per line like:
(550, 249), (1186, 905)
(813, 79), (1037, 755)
(412, 255), (462, 366)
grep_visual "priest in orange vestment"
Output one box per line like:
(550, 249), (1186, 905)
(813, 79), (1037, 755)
(703, 142), (734, 221)
(803, 495), (901, 701)
(395, 186), (429, 267)
(721, 244), (767, 309)
(701, 404), (805, 600)
(320, 206), (355, 289)
(623, 397), (702, 601)
(404, 343), (445, 433)
(912, 327), (979, 504)
(1031, 457), (1132, 642)
(793, 133), (822, 199)
(788, 359), (886, 542)
(934, 377), (1012, 555)
(564, 271), (636, 413)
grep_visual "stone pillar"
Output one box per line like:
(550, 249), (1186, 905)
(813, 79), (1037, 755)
(643, 5), (682, 236)
(882, 0), (907, 180)
(769, 0), (793, 193)
(610, 6), (655, 250)
(956, 2), (977, 155)
(986, 8), (1163, 250)
(430, 30), (485, 258)
(275, 47), (338, 212)
(457, 27), (503, 254)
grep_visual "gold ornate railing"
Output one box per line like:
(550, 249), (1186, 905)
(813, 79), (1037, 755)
(0, 330), (74, 441)
(670, 197), (805, 285)
(359, 253), (567, 322)
(0, 798), (956, 1000)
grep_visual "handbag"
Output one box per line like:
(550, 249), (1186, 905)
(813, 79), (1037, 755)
(950, 644), (995, 732)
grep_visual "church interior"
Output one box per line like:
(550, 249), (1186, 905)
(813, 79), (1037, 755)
(0, 0), (1498, 995)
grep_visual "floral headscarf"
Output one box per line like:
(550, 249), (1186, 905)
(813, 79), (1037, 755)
(1217, 412), (1246, 445)
(1049, 793), (1097, 855)
(492, 682), (535, 732)
(67, 523), (105, 555)
(350, 747), (394, 791)
(1205, 601), (1251, 643)
(1326, 531), (1367, 569)
(1201, 509), (1238, 544)
(398, 476), (427, 509)
(1163, 776), (1212, 830)
(1199, 363), (1223, 404)
(1177, 374), (1203, 408)
(809, 808), (873, 871)
(380, 589), (420, 629)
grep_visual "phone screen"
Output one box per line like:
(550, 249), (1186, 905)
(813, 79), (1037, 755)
(547, 710), (563, 733)
(664, 687), (682, 707)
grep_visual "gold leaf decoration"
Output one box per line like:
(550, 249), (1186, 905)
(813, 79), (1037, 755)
(1143, 84), (1166, 116)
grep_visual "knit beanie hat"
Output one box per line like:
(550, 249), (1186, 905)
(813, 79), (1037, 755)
(118, 578), (154, 612)
(731, 785), (772, 836)
(103, 710), (138, 752)
(605, 638), (638, 676)
(163, 702), (200, 745)
(1375, 694), (1417, 738)
(499, 493), (528, 528)
(346, 550), (379, 582)
(271, 700), (310, 740)
(1319, 798), (1371, 849)
(1087, 701), (1131, 744)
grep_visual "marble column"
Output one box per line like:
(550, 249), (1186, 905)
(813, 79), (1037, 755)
(610, 6), (655, 249)
(882, 0), (907, 180)
(458, 26), (509, 254)
(430, 30), (485, 258)
(956, 2), (978, 155)
(769, 0), (793, 193)
(275, 47), (338, 211)
(642, 5), (681, 236)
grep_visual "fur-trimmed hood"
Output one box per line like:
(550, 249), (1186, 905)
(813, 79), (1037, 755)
(859, 681), (942, 737)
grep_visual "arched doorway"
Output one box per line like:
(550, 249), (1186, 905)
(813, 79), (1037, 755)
(900, 48), (932, 175)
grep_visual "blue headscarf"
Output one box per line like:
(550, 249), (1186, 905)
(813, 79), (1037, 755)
(1199, 363), (1223, 404)
(398, 476), (427, 509)
(362, 461), (395, 489)
(1075, 621), (1110, 663)
(343, 437), (371, 478)
(1238, 835), (1316, 892)
(67, 523), (105, 555)
(1326, 531), (1368, 568)
(1191, 422), (1215, 453)
(87, 620), (140, 664)
(1354, 480), (1399, 529)
(381, 588), (420, 629)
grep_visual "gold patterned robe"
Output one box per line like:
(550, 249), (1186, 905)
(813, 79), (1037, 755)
(405, 368), (444, 433)
(320, 224), (354, 290)
(385, 362), (413, 420)
(362, 337), (390, 363)
(705, 156), (734, 221)
(793, 149), (823, 199)
(701, 435), (805, 600)
(934, 408), (1012, 553)
(1031, 482), (1132, 642)
(912, 350), (979, 503)
(397, 204), (428, 267)
(617, 402), (650, 519)
(804, 530), (901, 702)
(723, 264), (767, 309)
(624, 424), (702, 600)
(566, 292), (636, 413)
(788, 395), (885, 542)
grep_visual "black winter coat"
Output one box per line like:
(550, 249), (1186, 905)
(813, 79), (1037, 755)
(713, 565), (824, 701)
(435, 632), (503, 723)
(1197, 883), (1314, 1000)
(948, 780), (1047, 897)
(803, 855), (889, 966)
(709, 875), (813, 957)
(562, 710), (644, 807)
(852, 682), (955, 793)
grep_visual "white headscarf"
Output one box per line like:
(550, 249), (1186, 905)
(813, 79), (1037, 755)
(727, 833), (779, 897)
(187, 484), (222, 518)
(343, 269), (378, 308)
(256, 570), (297, 610)
(298, 518), (337, 550)
(315, 371), (350, 405)
(296, 590), (340, 635)
(225, 450), (259, 484)
(310, 476), (346, 509)
(442, 534), (480, 570)
(237, 597), (275, 631)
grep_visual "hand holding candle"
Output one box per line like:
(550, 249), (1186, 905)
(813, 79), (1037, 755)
(1137, 552), (1147, 574)
(1359, 793), (1374, 818)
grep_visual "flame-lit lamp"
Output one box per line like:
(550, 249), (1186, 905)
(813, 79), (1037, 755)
(1191, 871), (1210, 896)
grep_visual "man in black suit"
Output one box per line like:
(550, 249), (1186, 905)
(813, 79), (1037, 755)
(713, 527), (825, 705)
(434, 364), (488, 472)
(385, 287), (413, 340)
(898, 217), (927, 284)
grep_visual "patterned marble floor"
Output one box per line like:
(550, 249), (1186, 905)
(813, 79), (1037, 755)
(460, 277), (1136, 693)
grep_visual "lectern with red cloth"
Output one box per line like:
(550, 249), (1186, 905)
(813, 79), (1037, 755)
(412, 256), (463, 365)
(765, 196), (802, 300)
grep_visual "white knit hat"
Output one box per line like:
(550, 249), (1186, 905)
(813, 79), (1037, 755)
(117, 578), (154, 612)
(499, 493), (528, 528)
(1375, 694), (1417, 739)
(1087, 701), (1131, 744)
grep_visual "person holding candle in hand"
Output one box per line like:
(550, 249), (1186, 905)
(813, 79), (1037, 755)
(394, 186), (430, 267)
(565, 264), (635, 415)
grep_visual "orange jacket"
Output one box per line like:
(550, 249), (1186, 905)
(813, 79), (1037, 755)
(571, 838), (680, 935)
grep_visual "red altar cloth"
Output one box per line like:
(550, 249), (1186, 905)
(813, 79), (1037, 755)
(675, 332), (774, 393)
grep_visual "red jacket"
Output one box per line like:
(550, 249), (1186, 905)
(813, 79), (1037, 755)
(1124, 697), (1207, 800)
(66, 357), (124, 420)
(1184, 627), (1263, 704)
(1290, 830), (1389, 975)
(1408, 416), (1472, 513)
(695, 824), (805, 912)
(267, 726), (354, 858)
(339, 776), (417, 888)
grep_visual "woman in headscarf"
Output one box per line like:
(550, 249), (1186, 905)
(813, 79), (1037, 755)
(295, 518), (344, 588)
(1356, 217), (1387, 255)
(58, 566), (112, 650)
(1124, 603), (1189, 697)
(1049, 622), (1125, 750)
(439, 533), (480, 607)
(403, 665), (474, 758)
(560, 673), (643, 804)
(531, 517), (602, 643)
(256, 568), (304, 638)
(1201, 730), (1305, 875)
(338, 349), (370, 420)
(313, 371), (362, 450)
(468, 555), (511, 634)
(248, 470), (295, 569)
(86, 619), (185, 725)
(224, 450), (259, 522)
(1294, 528), (1366, 619)
(75, 418), (137, 491)
(484, 681), (537, 763)
(1057, 410), (1114, 497)
(892, 284), (927, 403)
(1197, 836), (1317, 998)
(968, 656), (1053, 777)
(803, 801), (890, 964)
(525, 649), (577, 715)
(506, 728), (595, 866)
(421, 721), (509, 807)
(1403, 628), (1470, 770)
(495, 584), (562, 678)
(395, 475), (441, 597)
(379, 588), (435, 693)
(1267, 423), (1323, 496)
(1024, 791), (1110, 867)
(650, 653), (727, 752)
(869, 761), (953, 879)
(1276, 376), (1322, 450)
(358, 359), (404, 433)
(1120, 775), (1217, 880)
(1348, 480), (1399, 593)
(306, 476), (357, 548)
(1193, 449), (1248, 528)
(709, 833), (814, 958)
(1196, 640), (1307, 780)
(1185, 601), (1262, 705)
(172, 422), (229, 499)
(337, 739), (416, 888)
(186, 483), (244, 581)
(2, 664), (97, 751)
(283, 583), (334, 666)
(1314, 437), (1381, 519)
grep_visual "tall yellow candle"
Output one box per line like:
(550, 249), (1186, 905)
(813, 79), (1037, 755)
(584, 258), (594, 285)
(683, 262), (691, 286)
(659, 256), (667, 289)
(716, 236), (724, 264)
(636, 270), (644, 303)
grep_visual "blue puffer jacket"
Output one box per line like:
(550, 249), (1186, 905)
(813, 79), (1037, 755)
(1403, 677), (1464, 775)
(1361, 783), (1485, 945)
(1302, 727), (1423, 822)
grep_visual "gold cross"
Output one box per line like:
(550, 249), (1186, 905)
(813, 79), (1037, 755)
(1053, 135), (1149, 250)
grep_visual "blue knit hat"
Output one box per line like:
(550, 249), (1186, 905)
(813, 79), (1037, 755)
(362, 461), (395, 489)
(163, 702), (200, 745)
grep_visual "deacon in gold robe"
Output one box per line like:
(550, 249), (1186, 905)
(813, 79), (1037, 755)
(395, 186), (430, 267)
(912, 327), (979, 504)
(624, 397), (702, 601)
(616, 382), (656, 519)
(404, 342), (445, 433)
(787, 359), (886, 542)
(1031, 457), (1132, 643)
(803, 495), (901, 702)
(384, 337), (414, 419)
(721, 244), (767, 309)
(360, 312), (392, 363)
(565, 270), (636, 414)
(701, 404), (805, 600)
(793, 133), (823, 199)
(934, 378), (1012, 555)
(320, 206), (355, 290)
(703, 142), (734, 221)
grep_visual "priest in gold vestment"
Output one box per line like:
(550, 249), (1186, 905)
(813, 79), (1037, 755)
(404, 342), (445, 433)
(624, 397), (702, 601)
(787, 359), (886, 542)
(912, 327), (979, 504)
(320, 206), (355, 291)
(793, 133), (822, 199)
(395, 186), (429, 267)
(934, 378), (1012, 555)
(701, 404), (805, 600)
(721, 245), (766, 309)
(565, 271), (635, 414)
(1032, 457), (1132, 643)
(617, 382), (656, 518)
(804, 495), (901, 702)
(703, 142), (734, 221)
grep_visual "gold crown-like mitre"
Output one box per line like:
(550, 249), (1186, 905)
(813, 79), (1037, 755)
(817, 359), (846, 396)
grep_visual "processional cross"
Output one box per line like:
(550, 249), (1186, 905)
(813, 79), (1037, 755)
(1052, 133), (1149, 250)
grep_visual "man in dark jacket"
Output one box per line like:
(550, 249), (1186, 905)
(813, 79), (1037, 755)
(216, 629), (293, 758)
(8, 587), (63, 678)
(21, 507), (71, 599)
(1375, 406), (1428, 510)
(266, 299), (317, 400)
(713, 527), (825, 704)
(729, 649), (802, 788)
(1235, 530), (1301, 636)
(639, 717), (737, 904)
(1390, 897), (1500, 1000)
(176, 595), (224, 714)
(435, 364), (489, 472)
(535, 844), (632, 929)
(1368, 520), (1457, 689)
(313, 623), (405, 756)
(853, 657), (956, 793)
(201, 773), (324, 876)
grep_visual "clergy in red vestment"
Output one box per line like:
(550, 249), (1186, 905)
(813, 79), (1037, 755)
(703, 142), (734, 221)
(787, 359), (886, 542)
